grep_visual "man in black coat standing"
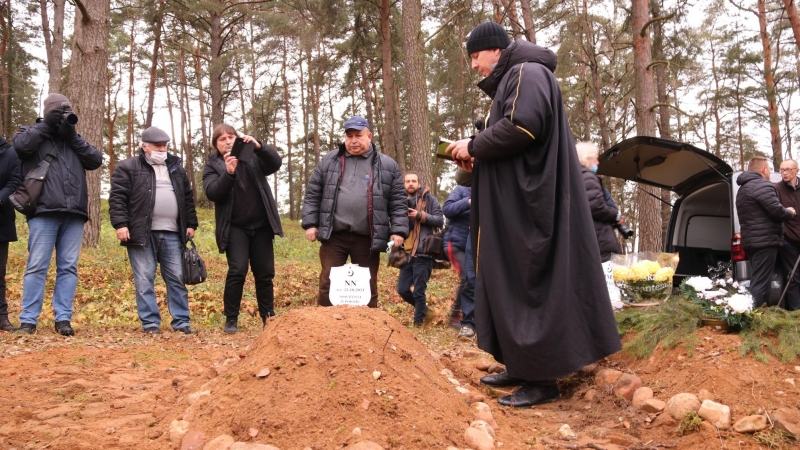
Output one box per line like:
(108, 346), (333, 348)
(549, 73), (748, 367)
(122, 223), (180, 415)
(736, 156), (795, 308)
(447, 22), (622, 407)
(0, 135), (20, 331)
(109, 126), (199, 335)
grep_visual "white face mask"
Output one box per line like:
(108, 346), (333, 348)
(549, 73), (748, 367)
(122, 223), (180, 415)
(149, 150), (168, 164)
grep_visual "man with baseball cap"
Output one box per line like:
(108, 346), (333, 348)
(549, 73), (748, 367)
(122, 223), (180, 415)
(301, 116), (407, 308)
(446, 23), (621, 407)
(109, 126), (199, 334)
(12, 93), (103, 336)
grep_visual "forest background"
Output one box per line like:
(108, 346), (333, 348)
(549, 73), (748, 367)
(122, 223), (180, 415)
(0, 0), (797, 253)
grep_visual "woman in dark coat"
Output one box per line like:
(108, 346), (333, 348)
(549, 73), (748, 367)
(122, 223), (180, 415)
(0, 135), (21, 331)
(202, 124), (283, 333)
(576, 141), (623, 310)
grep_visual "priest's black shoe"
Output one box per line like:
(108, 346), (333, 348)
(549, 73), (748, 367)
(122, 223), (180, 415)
(480, 371), (526, 387)
(498, 383), (559, 408)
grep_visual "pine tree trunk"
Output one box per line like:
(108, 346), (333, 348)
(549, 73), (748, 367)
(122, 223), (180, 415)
(209, 10), (223, 127)
(105, 70), (117, 176)
(194, 51), (209, 150)
(65, 0), (110, 248)
(282, 39), (295, 220)
(582, 0), (610, 149)
(127, 22), (135, 157)
(783, 0), (800, 50)
(402, 0), (432, 187)
(40, 0), (66, 94)
(758, 0), (782, 169)
(519, 0), (536, 43)
(653, 5), (672, 242)
(144, 3), (162, 128)
(380, 0), (398, 160)
(0, 2), (9, 137)
(632, 0), (661, 252)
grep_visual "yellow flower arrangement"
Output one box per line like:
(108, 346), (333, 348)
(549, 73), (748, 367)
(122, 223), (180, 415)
(611, 252), (679, 303)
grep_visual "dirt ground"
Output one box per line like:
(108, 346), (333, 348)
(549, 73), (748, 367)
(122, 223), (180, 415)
(0, 306), (798, 450)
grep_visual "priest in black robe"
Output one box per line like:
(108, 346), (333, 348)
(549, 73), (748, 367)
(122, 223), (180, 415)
(448, 21), (622, 407)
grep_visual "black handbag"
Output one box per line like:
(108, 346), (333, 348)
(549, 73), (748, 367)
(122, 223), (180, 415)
(9, 150), (57, 217)
(421, 229), (446, 259)
(183, 238), (207, 285)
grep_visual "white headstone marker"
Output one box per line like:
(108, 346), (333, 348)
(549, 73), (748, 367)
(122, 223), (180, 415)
(329, 263), (371, 306)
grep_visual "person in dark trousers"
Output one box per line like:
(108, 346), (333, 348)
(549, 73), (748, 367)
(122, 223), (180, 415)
(776, 159), (800, 310)
(202, 124), (283, 333)
(109, 127), (199, 335)
(447, 22), (622, 407)
(0, 135), (21, 331)
(442, 185), (471, 330)
(13, 93), (103, 336)
(396, 171), (443, 326)
(736, 156), (796, 308)
(301, 116), (407, 308)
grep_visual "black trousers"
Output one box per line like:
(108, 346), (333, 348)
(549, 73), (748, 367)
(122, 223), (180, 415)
(778, 239), (800, 310)
(318, 232), (380, 308)
(0, 242), (7, 317)
(749, 246), (779, 308)
(223, 226), (275, 318)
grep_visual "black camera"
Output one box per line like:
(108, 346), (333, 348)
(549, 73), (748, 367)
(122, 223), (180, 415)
(616, 223), (634, 239)
(61, 103), (78, 126)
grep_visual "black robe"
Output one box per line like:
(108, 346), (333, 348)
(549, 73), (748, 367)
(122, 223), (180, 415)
(468, 40), (621, 381)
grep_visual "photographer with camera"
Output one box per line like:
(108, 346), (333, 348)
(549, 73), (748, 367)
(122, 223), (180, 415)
(11, 93), (103, 335)
(576, 142), (624, 309)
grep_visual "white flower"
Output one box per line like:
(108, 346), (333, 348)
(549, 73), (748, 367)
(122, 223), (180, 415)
(726, 294), (754, 314)
(727, 278), (734, 284)
(704, 289), (728, 298)
(733, 281), (740, 289)
(686, 277), (714, 293)
(717, 279), (727, 287)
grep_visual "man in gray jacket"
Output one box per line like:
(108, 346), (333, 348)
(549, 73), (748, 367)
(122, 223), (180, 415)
(302, 116), (408, 308)
(13, 93), (103, 336)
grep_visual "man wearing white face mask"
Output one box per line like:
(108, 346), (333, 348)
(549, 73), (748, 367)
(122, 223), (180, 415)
(109, 126), (199, 334)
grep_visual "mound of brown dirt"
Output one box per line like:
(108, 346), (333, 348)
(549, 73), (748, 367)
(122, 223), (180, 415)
(173, 307), (473, 449)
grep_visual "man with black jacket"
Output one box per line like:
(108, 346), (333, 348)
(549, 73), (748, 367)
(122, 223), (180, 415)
(13, 93), (103, 336)
(736, 156), (795, 308)
(109, 126), (199, 334)
(397, 171), (443, 326)
(774, 159), (800, 310)
(0, 135), (20, 331)
(302, 116), (408, 308)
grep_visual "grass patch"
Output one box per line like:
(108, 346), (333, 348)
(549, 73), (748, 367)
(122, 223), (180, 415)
(677, 411), (702, 435)
(754, 428), (794, 448)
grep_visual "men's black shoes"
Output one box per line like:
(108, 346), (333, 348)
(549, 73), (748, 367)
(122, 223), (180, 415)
(143, 327), (160, 335)
(18, 323), (36, 334)
(497, 382), (559, 408)
(480, 371), (526, 387)
(0, 317), (17, 332)
(55, 321), (75, 336)
(174, 326), (197, 335)
(223, 317), (238, 334)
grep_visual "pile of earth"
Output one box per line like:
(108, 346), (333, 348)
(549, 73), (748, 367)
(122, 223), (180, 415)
(168, 307), (475, 449)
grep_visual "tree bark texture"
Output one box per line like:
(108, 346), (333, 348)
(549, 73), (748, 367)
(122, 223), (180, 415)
(519, 0), (536, 43)
(0, 1), (9, 136)
(653, 4), (672, 241)
(282, 39), (295, 220)
(632, 0), (661, 252)
(758, 0), (782, 169)
(144, 2), (163, 128)
(783, 0), (800, 51)
(380, 0), (399, 161)
(41, 0), (66, 94)
(65, 0), (110, 247)
(402, 0), (432, 188)
(210, 10), (223, 128)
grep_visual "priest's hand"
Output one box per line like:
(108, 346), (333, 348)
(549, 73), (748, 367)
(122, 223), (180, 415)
(224, 152), (238, 174)
(241, 134), (262, 150)
(447, 138), (471, 161)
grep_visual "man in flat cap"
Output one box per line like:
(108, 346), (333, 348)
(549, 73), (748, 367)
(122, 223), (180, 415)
(12, 93), (103, 336)
(447, 22), (621, 407)
(301, 115), (407, 308)
(109, 126), (199, 334)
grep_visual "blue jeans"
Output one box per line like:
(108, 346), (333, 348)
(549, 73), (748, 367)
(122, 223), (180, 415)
(127, 231), (190, 330)
(19, 213), (85, 325)
(397, 256), (434, 323)
(461, 238), (476, 330)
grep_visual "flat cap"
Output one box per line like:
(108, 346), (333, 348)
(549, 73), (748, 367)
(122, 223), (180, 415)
(141, 126), (170, 143)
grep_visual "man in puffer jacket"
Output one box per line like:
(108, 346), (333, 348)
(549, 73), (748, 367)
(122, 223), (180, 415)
(301, 116), (408, 308)
(736, 156), (796, 307)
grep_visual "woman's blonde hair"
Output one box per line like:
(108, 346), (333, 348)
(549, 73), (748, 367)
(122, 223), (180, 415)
(575, 141), (600, 169)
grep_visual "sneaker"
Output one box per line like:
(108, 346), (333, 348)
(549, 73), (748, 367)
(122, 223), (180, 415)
(17, 323), (36, 334)
(223, 317), (238, 334)
(54, 321), (75, 336)
(143, 327), (160, 335)
(174, 326), (197, 335)
(0, 317), (17, 332)
(457, 326), (476, 341)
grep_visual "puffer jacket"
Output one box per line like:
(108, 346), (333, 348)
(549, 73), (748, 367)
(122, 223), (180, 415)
(442, 185), (470, 251)
(0, 136), (20, 242)
(406, 185), (444, 256)
(12, 121), (103, 219)
(736, 170), (794, 251)
(202, 142), (284, 253)
(582, 168), (621, 262)
(108, 150), (199, 247)
(301, 143), (408, 252)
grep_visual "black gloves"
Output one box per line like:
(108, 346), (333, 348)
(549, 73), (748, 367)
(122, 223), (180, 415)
(43, 110), (62, 129)
(59, 122), (76, 139)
